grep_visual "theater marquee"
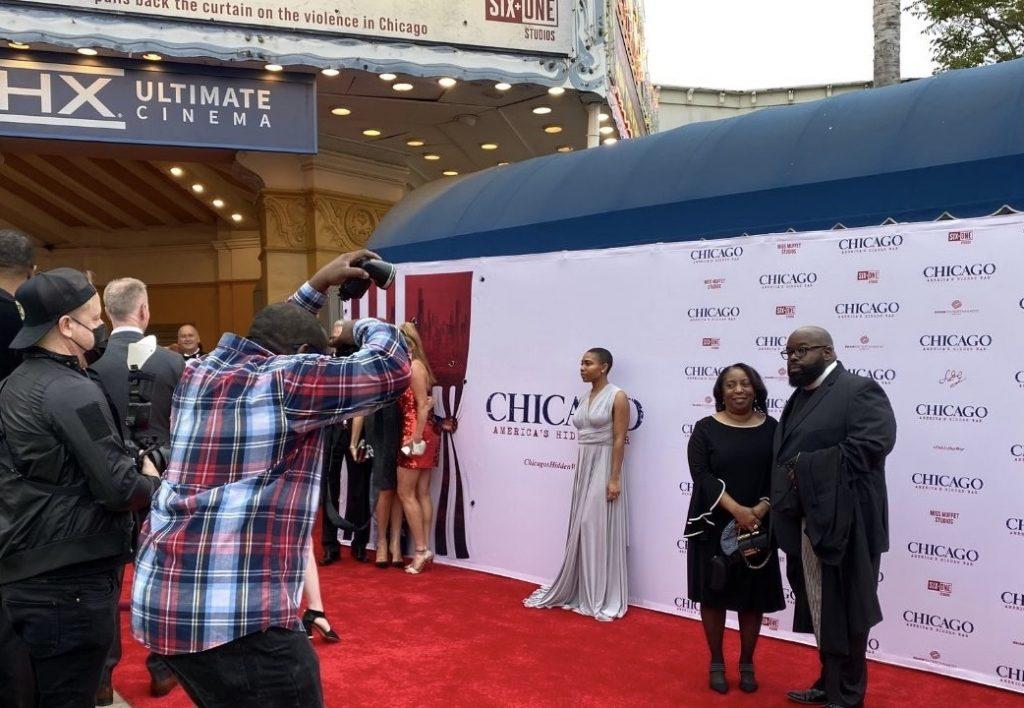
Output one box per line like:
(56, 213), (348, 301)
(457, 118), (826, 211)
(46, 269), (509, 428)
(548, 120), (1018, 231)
(20, 0), (574, 56)
(0, 51), (316, 152)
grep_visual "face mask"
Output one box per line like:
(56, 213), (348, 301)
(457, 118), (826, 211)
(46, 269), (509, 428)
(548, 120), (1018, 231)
(69, 317), (108, 364)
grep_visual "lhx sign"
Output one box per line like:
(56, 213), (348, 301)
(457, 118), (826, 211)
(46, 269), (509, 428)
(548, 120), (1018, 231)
(0, 51), (316, 152)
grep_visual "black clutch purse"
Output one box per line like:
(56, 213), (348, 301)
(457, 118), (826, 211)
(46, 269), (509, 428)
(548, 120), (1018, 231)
(720, 519), (772, 570)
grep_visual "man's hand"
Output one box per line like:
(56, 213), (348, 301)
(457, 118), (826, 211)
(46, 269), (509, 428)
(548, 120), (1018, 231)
(141, 456), (160, 478)
(308, 249), (380, 293)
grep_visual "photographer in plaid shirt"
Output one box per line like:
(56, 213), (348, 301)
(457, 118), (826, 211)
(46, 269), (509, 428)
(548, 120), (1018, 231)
(131, 250), (410, 706)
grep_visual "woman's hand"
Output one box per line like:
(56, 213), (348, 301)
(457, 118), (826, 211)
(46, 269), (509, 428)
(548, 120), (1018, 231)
(733, 506), (761, 533)
(606, 477), (621, 502)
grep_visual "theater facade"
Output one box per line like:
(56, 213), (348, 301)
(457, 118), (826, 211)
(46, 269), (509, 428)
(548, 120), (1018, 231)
(0, 0), (653, 340)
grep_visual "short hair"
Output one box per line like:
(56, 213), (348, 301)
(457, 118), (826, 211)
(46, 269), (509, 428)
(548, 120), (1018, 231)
(247, 302), (329, 356)
(712, 363), (769, 413)
(586, 347), (613, 373)
(0, 229), (34, 272)
(103, 277), (147, 321)
(333, 319), (346, 329)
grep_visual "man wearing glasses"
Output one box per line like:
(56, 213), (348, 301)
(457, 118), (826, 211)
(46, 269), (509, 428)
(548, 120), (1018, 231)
(769, 326), (896, 708)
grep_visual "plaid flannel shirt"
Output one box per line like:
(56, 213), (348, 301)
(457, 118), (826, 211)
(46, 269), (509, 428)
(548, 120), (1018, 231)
(132, 282), (410, 655)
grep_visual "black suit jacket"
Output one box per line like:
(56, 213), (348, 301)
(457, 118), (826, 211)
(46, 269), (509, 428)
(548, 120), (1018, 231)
(92, 330), (185, 445)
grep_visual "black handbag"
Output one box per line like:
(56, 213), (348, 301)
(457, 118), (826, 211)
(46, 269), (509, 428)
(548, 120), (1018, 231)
(720, 518), (773, 570)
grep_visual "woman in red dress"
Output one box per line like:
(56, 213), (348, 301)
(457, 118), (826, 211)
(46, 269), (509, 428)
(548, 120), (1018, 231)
(396, 322), (440, 574)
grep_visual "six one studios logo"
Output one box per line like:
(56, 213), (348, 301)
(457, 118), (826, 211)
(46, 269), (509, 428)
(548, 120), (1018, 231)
(776, 305), (796, 319)
(857, 269), (880, 284)
(947, 229), (973, 245)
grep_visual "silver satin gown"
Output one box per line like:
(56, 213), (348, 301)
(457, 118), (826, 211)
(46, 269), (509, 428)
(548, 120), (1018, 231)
(524, 384), (629, 621)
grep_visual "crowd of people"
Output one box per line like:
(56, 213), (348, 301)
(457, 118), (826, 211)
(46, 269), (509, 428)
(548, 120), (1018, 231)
(0, 222), (896, 708)
(0, 228), (441, 707)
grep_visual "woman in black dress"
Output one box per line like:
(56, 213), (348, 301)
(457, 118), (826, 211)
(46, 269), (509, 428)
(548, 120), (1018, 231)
(684, 363), (784, 695)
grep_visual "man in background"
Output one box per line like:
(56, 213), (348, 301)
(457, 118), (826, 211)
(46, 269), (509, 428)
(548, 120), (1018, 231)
(92, 277), (183, 703)
(0, 228), (36, 708)
(176, 323), (203, 361)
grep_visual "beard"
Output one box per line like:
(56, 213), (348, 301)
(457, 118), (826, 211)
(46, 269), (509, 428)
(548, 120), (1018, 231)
(788, 359), (828, 388)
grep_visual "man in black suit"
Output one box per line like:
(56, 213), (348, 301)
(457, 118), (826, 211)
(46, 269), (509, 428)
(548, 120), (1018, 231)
(92, 277), (183, 703)
(770, 326), (896, 708)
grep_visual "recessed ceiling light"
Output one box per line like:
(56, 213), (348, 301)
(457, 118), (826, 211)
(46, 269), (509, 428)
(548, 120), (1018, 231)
(76, 47), (98, 56)
(438, 77), (457, 88)
(321, 68), (340, 77)
(495, 82), (512, 91)
(8, 42), (30, 50)
(392, 82), (414, 92)
(169, 166), (184, 177)
(330, 106), (351, 116)
(497, 162), (509, 166)
(556, 145), (573, 153)
(603, 137), (619, 145)
(599, 112), (610, 122)
(480, 143), (499, 151)
(191, 183), (205, 193)
(265, 63), (283, 72)
(406, 139), (425, 147)
(543, 124), (563, 134)
(532, 106), (552, 115)
(442, 170), (459, 176)
(423, 153), (441, 161)
(599, 125), (615, 135)
(231, 213), (243, 223)
(548, 86), (566, 96)
(362, 129), (382, 137)
(142, 53), (162, 61)
(211, 198), (225, 208)
(379, 73), (397, 81)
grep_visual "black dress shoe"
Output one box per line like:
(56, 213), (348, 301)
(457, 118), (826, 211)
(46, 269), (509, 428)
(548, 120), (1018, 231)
(351, 545), (368, 562)
(150, 673), (179, 697)
(787, 688), (828, 705)
(319, 548), (340, 566)
(95, 683), (114, 706)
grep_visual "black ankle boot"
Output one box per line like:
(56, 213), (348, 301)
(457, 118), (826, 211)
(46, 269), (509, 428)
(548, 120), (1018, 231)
(738, 662), (758, 693)
(709, 662), (728, 694)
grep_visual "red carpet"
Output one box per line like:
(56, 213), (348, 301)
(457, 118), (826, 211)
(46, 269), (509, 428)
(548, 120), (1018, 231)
(114, 558), (1019, 707)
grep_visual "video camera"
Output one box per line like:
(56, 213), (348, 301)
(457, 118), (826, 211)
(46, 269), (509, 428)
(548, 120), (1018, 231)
(124, 336), (171, 474)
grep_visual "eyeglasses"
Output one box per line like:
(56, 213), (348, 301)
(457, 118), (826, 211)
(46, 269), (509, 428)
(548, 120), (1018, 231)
(780, 345), (828, 360)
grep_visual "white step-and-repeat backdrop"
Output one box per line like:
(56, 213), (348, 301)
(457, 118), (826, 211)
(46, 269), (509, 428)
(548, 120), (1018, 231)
(344, 214), (1024, 693)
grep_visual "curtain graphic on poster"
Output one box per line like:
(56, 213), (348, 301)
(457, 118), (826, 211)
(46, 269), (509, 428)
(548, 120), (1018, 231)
(362, 214), (1024, 695)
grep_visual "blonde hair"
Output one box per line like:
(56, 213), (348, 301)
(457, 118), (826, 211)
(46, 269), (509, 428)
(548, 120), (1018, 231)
(400, 321), (436, 386)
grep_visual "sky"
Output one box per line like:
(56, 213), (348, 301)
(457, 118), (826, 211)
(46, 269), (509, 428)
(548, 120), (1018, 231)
(645, 1), (937, 89)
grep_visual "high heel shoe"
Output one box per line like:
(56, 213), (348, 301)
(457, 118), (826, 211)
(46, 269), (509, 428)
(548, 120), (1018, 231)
(390, 546), (405, 568)
(708, 662), (728, 694)
(301, 609), (340, 643)
(405, 549), (434, 574)
(738, 662), (758, 693)
(374, 545), (389, 569)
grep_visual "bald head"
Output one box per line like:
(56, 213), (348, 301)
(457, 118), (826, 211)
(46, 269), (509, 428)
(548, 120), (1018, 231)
(785, 325), (836, 387)
(790, 326), (833, 348)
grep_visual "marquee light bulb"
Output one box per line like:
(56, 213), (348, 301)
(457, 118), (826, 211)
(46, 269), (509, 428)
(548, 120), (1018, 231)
(599, 112), (610, 122)
(392, 82), (414, 92)
(76, 47), (98, 56)
(423, 153), (441, 161)
(330, 107), (351, 116)
(379, 73), (397, 81)
(8, 42), (30, 50)
(406, 139), (425, 147)
(142, 53), (162, 62)
(442, 169), (459, 176)
(362, 129), (382, 137)
(532, 106), (552, 115)
(543, 125), (563, 134)
(321, 68), (340, 77)
(480, 143), (499, 151)
(599, 125), (615, 135)
(603, 137), (618, 145)
(265, 63), (283, 72)
(438, 77), (457, 88)
(547, 86), (565, 96)
(495, 82), (512, 91)
(169, 166), (184, 177)
(556, 145), (573, 153)
(211, 198), (225, 208)
(191, 183), (205, 193)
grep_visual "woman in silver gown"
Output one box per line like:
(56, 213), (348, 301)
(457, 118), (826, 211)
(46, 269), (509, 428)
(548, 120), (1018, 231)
(524, 348), (630, 621)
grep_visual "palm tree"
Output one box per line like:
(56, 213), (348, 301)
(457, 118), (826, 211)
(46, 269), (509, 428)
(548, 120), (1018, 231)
(874, 0), (901, 87)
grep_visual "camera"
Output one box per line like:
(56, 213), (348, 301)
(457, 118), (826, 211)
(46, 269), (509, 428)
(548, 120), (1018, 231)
(338, 257), (396, 301)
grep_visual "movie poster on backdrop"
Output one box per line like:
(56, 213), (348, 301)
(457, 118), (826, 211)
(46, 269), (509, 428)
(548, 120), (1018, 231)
(342, 214), (1022, 694)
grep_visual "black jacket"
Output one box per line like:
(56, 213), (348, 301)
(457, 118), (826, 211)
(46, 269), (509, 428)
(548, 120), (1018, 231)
(0, 349), (161, 583)
(92, 329), (184, 446)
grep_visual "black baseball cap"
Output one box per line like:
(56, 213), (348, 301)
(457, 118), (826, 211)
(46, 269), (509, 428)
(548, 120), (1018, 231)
(10, 267), (96, 349)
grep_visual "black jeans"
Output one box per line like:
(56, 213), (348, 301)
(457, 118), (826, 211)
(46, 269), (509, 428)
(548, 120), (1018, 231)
(160, 628), (323, 708)
(1, 569), (119, 708)
(100, 565), (174, 688)
(322, 423), (371, 554)
(0, 607), (35, 708)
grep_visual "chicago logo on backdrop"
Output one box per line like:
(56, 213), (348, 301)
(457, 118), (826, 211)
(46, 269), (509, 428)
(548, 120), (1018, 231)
(1016, 370), (1024, 389)
(947, 229), (973, 245)
(843, 334), (883, 352)
(776, 241), (802, 256)
(680, 423), (695, 438)
(683, 364), (725, 381)
(758, 272), (818, 289)
(927, 580), (953, 597)
(918, 332), (992, 352)
(907, 540), (980, 566)
(915, 403), (988, 423)
(673, 597), (700, 615)
(857, 269), (880, 284)
(675, 538), (689, 555)
(902, 611), (975, 638)
(755, 334), (787, 352)
(837, 233), (904, 254)
(690, 246), (744, 263)
(1012, 443), (1024, 464)
(834, 301), (900, 319)
(688, 306), (740, 322)
(933, 298), (979, 316)
(766, 397), (789, 415)
(704, 277), (726, 291)
(1001, 590), (1024, 614)
(775, 305), (796, 319)
(929, 510), (959, 526)
(867, 637), (880, 655)
(847, 367), (897, 385)
(678, 480), (693, 496)
(485, 392), (644, 442)
(922, 262), (996, 283)
(997, 664), (1024, 690)
(912, 472), (982, 495)
(1007, 517), (1024, 538)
